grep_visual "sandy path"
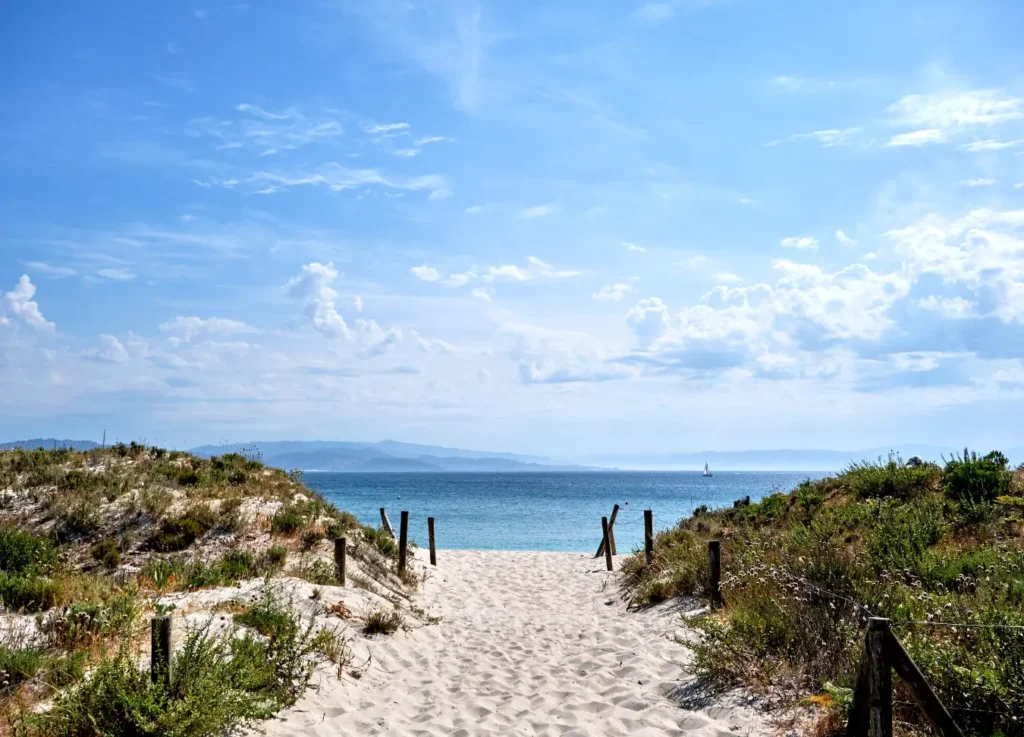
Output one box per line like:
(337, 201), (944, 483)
(264, 550), (765, 737)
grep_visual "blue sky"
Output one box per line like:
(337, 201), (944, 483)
(2, 0), (1024, 456)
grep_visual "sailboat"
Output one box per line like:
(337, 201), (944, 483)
(703, 462), (712, 478)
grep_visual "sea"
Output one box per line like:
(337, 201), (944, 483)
(307, 471), (826, 553)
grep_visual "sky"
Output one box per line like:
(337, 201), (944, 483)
(2, 1), (1024, 457)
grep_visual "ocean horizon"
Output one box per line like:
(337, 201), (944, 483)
(308, 470), (825, 553)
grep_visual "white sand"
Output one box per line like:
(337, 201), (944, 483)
(260, 549), (771, 737)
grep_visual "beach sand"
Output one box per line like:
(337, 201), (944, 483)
(260, 549), (770, 737)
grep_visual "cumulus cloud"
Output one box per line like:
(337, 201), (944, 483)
(888, 90), (1024, 129)
(484, 257), (580, 282)
(471, 287), (493, 302)
(411, 265), (442, 282)
(500, 322), (627, 384)
(84, 334), (130, 363)
(4, 275), (54, 332)
(780, 236), (819, 251)
(159, 316), (257, 341)
(626, 298), (670, 346)
(917, 296), (976, 319)
(836, 229), (857, 246)
(592, 283), (633, 301)
(286, 262), (350, 338)
(353, 296), (364, 313)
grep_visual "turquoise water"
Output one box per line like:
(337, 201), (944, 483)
(307, 471), (824, 553)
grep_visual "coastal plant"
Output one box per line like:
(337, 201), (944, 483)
(361, 607), (403, 636)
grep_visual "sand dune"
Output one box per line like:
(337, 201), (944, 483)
(259, 549), (770, 737)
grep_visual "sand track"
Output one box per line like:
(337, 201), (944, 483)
(264, 550), (766, 737)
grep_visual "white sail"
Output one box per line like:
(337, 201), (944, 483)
(703, 462), (711, 477)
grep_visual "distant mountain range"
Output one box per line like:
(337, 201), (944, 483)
(3, 438), (1021, 473)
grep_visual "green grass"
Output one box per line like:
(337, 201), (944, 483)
(621, 449), (1024, 736)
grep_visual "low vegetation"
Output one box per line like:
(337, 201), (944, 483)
(0, 444), (413, 734)
(622, 450), (1024, 736)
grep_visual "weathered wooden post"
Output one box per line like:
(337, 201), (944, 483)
(380, 507), (396, 538)
(867, 617), (893, 737)
(595, 504), (620, 557)
(708, 540), (722, 610)
(398, 510), (409, 574)
(427, 517), (437, 566)
(334, 536), (347, 586)
(151, 616), (172, 687)
(644, 509), (654, 566)
(601, 517), (613, 571)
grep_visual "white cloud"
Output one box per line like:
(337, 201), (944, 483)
(159, 316), (257, 341)
(443, 272), (475, 287)
(482, 257), (581, 283)
(713, 272), (742, 283)
(393, 148), (420, 158)
(471, 287), (493, 302)
(235, 103), (299, 121)
(286, 262), (350, 338)
(411, 265), (441, 282)
(364, 122), (410, 135)
(960, 178), (997, 187)
(4, 275), (55, 333)
(626, 298), (671, 346)
(836, 229), (857, 246)
(622, 241), (647, 253)
(917, 296), (976, 319)
(354, 318), (401, 356)
(84, 334), (130, 363)
(97, 268), (136, 281)
(248, 163), (448, 200)
(780, 236), (819, 251)
(414, 136), (453, 146)
(961, 139), (1024, 152)
(769, 75), (805, 93)
(888, 90), (1024, 128)
(781, 128), (861, 147)
(427, 187), (453, 201)
(25, 261), (77, 278)
(353, 296), (364, 313)
(886, 129), (945, 147)
(592, 283), (634, 301)
(465, 205), (483, 214)
(520, 204), (558, 219)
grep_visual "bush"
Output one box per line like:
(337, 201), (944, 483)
(270, 505), (304, 535)
(0, 572), (62, 611)
(261, 546), (287, 571)
(219, 550), (257, 581)
(146, 506), (217, 552)
(944, 448), (1010, 504)
(362, 608), (403, 636)
(0, 646), (43, 690)
(362, 526), (397, 558)
(90, 539), (121, 569)
(867, 496), (943, 572)
(0, 527), (57, 576)
(300, 528), (322, 551)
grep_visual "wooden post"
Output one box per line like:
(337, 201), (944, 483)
(427, 517), (437, 566)
(151, 616), (172, 687)
(334, 537), (347, 586)
(708, 540), (722, 610)
(885, 630), (963, 737)
(398, 510), (409, 574)
(601, 517), (613, 571)
(595, 504), (620, 558)
(380, 507), (396, 538)
(644, 509), (654, 566)
(866, 618), (893, 737)
(847, 648), (871, 737)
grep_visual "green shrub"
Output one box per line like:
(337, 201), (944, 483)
(146, 506), (216, 552)
(261, 546), (288, 571)
(0, 646), (43, 689)
(362, 526), (396, 558)
(362, 608), (403, 636)
(867, 496), (943, 572)
(300, 528), (322, 551)
(944, 448), (1010, 504)
(39, 593), (140, 651)
(843, 454), (940, 500)
(90, 539), (121, 569)
(0, 572), (62, 611)
(219, 550), (257, 580)
(0, 527), (57, 576)
(270, 505), (304, 535)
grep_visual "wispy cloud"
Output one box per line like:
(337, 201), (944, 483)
(622, 241), (647, 253)
(484, 257), (580, 282)
(592, 282), (634, 301)
(960, 177), (997, 187)
(885, 129), (945, 147)
(363, 122), (410, 135)
(768, 75), (806, 93)
(769, 128), (861, 147)
(187, 105), (343, 155)
(713, 272), (742, 283)
(888, 89), (1024, 128)
(24, 261), (77, 278)
(520, 204), (558, 219)
(159, 316), (257, 341)
(961, 139), (1024, 152)
(247, 163), (447, 199)
(780, 236), (819, 251)
(97, 268), (136, 281)
(836, 229), (857, 246)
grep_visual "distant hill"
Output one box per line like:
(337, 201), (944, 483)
(188, 440), (592, 472)
(0, 438), (99, 451)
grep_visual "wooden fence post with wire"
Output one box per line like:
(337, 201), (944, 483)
(601, 517), (613, 571)
(644, 509), (653, 566)
(380, 508), (396, 538)
(847, 617), (964, 737)
(708, 540), (722, 610)
(398, 510), (409, 575)
(595, 504), (620, 558)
